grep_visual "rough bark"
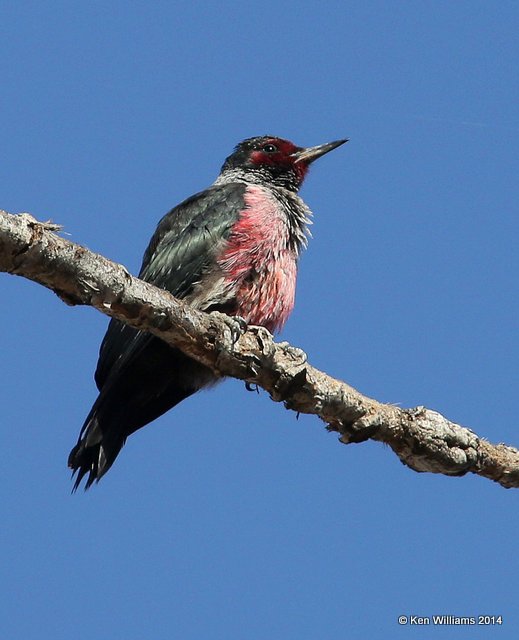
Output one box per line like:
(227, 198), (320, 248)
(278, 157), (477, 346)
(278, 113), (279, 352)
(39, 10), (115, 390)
(1, 209), (518, 489)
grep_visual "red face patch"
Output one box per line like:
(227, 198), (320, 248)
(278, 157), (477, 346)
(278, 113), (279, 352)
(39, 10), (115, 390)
(249, 138), (308, 182)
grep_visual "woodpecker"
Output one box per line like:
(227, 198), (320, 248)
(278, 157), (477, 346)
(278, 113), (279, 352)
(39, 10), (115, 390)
(69, 135), (347, 489)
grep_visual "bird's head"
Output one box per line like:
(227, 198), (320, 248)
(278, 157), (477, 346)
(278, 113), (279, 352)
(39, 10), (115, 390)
(219, 136), (347, 191)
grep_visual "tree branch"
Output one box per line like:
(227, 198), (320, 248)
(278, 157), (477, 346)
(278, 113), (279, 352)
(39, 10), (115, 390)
(1, 209), (518, 489)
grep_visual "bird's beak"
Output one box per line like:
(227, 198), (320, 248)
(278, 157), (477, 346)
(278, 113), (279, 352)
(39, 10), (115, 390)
(291, 138), (348, 164)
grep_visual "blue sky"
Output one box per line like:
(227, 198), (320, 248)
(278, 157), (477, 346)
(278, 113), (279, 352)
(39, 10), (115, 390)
(1, 2), (518, 638)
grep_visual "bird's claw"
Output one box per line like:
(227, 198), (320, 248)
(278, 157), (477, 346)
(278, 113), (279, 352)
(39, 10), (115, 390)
(224, 315), (248, 346)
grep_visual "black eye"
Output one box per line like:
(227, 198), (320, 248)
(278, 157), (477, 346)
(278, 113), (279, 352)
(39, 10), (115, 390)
(262, 143), (278, 153)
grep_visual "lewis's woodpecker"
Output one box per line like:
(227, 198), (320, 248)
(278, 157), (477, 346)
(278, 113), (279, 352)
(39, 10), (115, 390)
(69, 135), (347, 489)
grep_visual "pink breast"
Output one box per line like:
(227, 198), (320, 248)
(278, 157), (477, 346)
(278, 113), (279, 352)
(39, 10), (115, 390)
(217, 185), (298, 333)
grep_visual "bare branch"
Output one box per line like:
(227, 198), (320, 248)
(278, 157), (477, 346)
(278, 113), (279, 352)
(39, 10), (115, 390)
(1, 209), (518, 489)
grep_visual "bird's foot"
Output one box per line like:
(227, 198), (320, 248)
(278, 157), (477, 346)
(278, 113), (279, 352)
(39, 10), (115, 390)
(232, 315), (248, 332)
(216, 314), (248, 347)
(227, 315), (248, 346)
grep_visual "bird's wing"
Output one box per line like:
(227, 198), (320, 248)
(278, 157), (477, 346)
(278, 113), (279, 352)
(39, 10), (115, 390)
(94, 182), (247, 390)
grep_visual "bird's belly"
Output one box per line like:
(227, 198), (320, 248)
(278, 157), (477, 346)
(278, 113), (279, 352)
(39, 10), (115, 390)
(214, 184), (301, 332)
(233, 254), (297, 332)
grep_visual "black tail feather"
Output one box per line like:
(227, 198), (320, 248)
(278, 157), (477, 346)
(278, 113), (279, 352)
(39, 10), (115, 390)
(68, 413), (125, 491)
(70, 339), (216, 490)
(68, 440), (122, 492)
